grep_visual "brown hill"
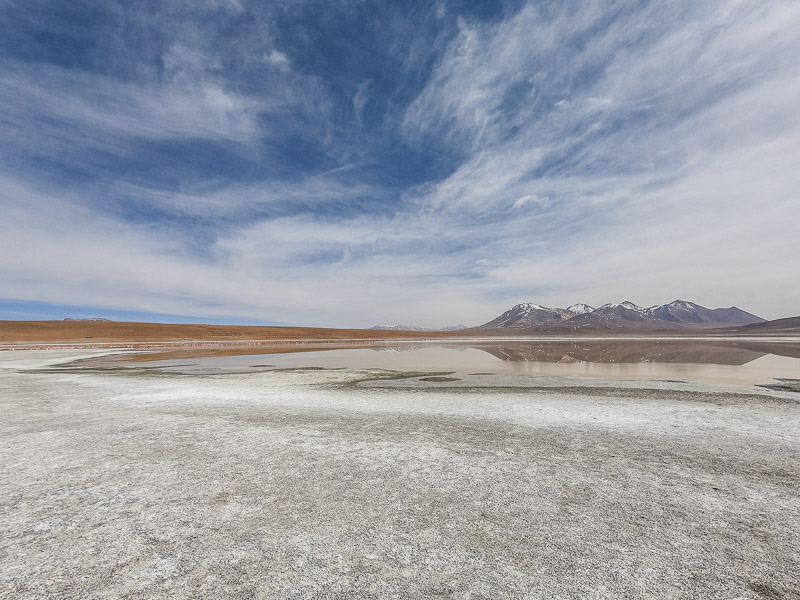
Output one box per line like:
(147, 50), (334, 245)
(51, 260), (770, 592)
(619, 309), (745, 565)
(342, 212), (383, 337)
(704, 316), (800, 335)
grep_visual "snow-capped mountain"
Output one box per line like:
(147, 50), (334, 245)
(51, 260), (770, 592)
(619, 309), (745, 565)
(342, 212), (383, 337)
(643, 300), (762, 326)
(480, 303), (573, 329)
(566, 303), (594, 314)
(599, 301), (642, 311)
(478, 300), (764, 331)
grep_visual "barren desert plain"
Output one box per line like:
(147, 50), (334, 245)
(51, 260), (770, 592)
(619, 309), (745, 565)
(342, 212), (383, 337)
(1, 322), (800, 599)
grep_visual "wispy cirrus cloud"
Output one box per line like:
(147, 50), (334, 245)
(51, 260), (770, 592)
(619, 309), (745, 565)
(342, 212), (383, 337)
(1, 1), (799, 326)
(0, 62), (263, 148)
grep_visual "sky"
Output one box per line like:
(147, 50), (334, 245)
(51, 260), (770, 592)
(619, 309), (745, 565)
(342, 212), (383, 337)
(1, 0), (799, 327)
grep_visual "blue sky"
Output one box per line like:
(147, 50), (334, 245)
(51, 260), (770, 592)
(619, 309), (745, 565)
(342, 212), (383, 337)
(1, 0), (799, 326)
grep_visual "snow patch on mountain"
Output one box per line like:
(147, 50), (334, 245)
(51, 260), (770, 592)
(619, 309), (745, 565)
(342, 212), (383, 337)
(600, 301), (643, 312)
(566, 303), (594, 314)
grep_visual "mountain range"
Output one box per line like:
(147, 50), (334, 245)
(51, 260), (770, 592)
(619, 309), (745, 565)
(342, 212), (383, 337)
(476, 300), (765, 332)
(369, 324), (468, 332)
(366, 300), (796, 334)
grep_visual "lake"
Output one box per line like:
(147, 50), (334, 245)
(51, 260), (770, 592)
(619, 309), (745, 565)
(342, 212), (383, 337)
(101, 337), (800, 391)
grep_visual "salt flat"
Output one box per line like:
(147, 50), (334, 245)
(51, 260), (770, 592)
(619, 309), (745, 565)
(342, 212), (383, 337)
(1, 350), (799, 599)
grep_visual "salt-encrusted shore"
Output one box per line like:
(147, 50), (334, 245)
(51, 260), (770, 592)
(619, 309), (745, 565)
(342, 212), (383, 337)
(2, 350), (799, 599)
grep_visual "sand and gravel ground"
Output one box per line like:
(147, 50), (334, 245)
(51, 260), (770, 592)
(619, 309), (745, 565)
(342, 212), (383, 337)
(1, 351), (799, 599)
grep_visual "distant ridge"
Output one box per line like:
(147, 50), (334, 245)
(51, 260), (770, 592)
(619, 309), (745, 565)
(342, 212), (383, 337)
(710, 315), (800, 334)
(369, 324), (428, 331)
(370, 324), (468, 332)
(63, 317), (112, 322)
(476, 300), (765, 332)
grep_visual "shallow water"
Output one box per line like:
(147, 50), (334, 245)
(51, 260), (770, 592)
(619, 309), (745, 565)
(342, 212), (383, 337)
(106, 338), (800, 391)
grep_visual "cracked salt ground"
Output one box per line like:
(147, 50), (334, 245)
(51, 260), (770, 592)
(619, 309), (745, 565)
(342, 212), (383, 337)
(1, 350), (799, 599)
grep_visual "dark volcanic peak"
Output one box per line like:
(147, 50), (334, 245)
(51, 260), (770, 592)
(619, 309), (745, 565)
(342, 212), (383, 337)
(574, 303), (650, 326)
(481, 303), (572, 329)
(644, 300), (765, 326)
(479, 300), (765, 332)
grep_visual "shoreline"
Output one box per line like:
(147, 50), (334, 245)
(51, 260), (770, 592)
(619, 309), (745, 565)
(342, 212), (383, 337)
(11, 345), (800, 398)
(2, 319), (799, 348)
(3, 333), (800, 350)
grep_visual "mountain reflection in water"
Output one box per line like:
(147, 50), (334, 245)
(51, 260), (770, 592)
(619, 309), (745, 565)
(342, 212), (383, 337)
(364, 340), (800, 366)
(95, 338), (800, 388)
(110, 338), (800, 366)
(470, 341), (792, 365)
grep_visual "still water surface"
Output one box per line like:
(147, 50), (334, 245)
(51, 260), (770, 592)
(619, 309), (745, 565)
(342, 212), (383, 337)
(121, 338), (800, 390)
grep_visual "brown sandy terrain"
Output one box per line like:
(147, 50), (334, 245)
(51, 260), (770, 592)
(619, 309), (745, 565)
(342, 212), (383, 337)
(0, 320), (450, 346)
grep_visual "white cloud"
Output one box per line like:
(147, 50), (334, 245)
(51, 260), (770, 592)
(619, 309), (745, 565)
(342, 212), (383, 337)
(512, 195), (547, 210)
(2, 1), (800, 326)
(0, 61), (264, 149)
(394, 0), (800, 320)
(352, 81), (370, 127)
(263, 49), (291, 69)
